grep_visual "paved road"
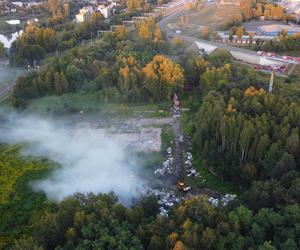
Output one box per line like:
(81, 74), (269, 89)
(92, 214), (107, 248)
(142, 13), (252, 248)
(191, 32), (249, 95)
(159, 9), (255, 54)
(159, 7), (295, 66)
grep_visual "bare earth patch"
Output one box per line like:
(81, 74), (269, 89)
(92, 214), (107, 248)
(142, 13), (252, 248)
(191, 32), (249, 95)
(72, 117), (178, 152)
(169, 5), (242, 33)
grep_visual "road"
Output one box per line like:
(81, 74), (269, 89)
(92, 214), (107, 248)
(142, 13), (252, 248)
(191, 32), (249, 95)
(159, 7), (295, 68)
(159, 8), (257, 55)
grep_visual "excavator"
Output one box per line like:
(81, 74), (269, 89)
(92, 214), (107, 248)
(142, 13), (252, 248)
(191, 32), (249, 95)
(177, 181), (191, 192)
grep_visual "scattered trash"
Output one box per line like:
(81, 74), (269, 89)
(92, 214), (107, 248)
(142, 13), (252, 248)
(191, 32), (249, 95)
(209, 194), (236, 207)
(154, 147), (175, 176)
(153, 189), (181, 216)
(184, 151), (200, 178)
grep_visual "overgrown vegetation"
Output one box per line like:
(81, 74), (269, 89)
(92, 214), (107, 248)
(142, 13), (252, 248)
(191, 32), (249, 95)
(11, 26), (182, 108)
(0, 145), (53, 249)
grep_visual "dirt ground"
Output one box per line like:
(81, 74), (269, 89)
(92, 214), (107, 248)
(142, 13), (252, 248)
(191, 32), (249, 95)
(168, 5), (242, 33)
(71, 117), (178, 153)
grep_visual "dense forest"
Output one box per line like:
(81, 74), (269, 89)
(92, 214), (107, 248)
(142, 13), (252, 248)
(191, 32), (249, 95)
(11, 24), (182, 108)
(11, 193), (300, 250)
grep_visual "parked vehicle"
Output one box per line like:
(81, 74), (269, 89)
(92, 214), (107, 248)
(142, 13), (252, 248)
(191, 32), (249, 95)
(266, 52), (275, 57)
(257, 51), (265, 56)
(282, 55), (294, 60)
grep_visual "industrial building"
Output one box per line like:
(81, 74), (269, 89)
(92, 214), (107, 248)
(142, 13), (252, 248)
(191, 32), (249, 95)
(257, 24), (300, 36)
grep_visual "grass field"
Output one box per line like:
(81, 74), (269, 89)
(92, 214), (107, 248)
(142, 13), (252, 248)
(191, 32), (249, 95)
(186, 155), (241, 194)
(26, 92), (171, 118)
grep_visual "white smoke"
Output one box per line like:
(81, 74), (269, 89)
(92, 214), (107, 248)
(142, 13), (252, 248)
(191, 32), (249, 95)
(0, 113), (146, 203)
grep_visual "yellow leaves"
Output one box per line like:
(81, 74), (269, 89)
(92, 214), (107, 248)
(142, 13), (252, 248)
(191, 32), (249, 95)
(173, 241), (186, 250)
(115, 26), (126, 40)
(126, 0), (143, 11)
(43, 28), (56, 40)
(118, 56), (141, 80)
(182, 218), (193, 231)
(137, 18), (163, 42)
(119, 66), (130, 78)
(195, 57), (208, 71)
(65, 227), (77, 240)
(48, 0), (62, 17)
(25, 24), (36, 34)
(244, 86), (266, 97)
(138, 18), (155, 40)
(172, 36), (183, 46)
(168, 232), (178, 246)
(248, 32), (255, 39)
(167, 232), (179, 249)
(143, 55), (184, 85)
(236, 26), (244, 39)
(227, 97), (236, 113)
(91, 12), (103, 23)
(173, 240), (187, 250)
(201, 26), (209, 39)
(262, 3), (284, 20)
(154, 25), (163, 42)
(127, 56), (136, 66)
(138, 21), (153, 40)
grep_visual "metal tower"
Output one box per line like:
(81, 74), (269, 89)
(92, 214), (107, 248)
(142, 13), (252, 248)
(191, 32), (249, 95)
(269, 71), (274, 94)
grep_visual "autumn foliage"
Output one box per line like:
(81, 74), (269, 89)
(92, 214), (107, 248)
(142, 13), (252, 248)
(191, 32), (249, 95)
(143, 55), (184, 100)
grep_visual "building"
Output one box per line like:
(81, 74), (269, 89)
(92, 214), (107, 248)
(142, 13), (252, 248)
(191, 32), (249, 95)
(97, 4), (114, 18)
(257, 24), (300, 36)
(76, 6), (94, 23)
(217, 32), (276, 44)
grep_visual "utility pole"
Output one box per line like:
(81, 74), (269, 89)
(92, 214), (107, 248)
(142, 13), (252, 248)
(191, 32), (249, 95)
(269, 71), (274, 94)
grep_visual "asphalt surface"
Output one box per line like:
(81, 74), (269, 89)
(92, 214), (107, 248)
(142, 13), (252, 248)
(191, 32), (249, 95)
(159, 8), (258, 55)
(159, 6), (295, 65)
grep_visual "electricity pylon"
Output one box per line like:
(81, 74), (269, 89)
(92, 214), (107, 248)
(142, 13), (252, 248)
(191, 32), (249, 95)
(269, 71), (274, 94)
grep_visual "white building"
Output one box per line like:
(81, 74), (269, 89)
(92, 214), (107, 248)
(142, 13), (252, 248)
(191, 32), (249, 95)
(76, 6), (94, 23)
(97, 4), (113, 18)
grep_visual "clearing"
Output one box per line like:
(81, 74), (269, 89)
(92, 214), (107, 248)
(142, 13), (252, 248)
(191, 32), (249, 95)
(167, 5), (242, 35)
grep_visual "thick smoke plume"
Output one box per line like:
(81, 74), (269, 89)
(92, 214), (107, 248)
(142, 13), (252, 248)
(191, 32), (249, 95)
(0, 113), (146, 203)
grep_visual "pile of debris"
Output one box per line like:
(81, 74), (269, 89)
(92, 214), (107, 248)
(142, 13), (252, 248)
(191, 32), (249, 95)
(209, 193), (236, 207)
(154, 147), (175, 176)
(153, 189), (181, 216)
(184, 151), (200, 178)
